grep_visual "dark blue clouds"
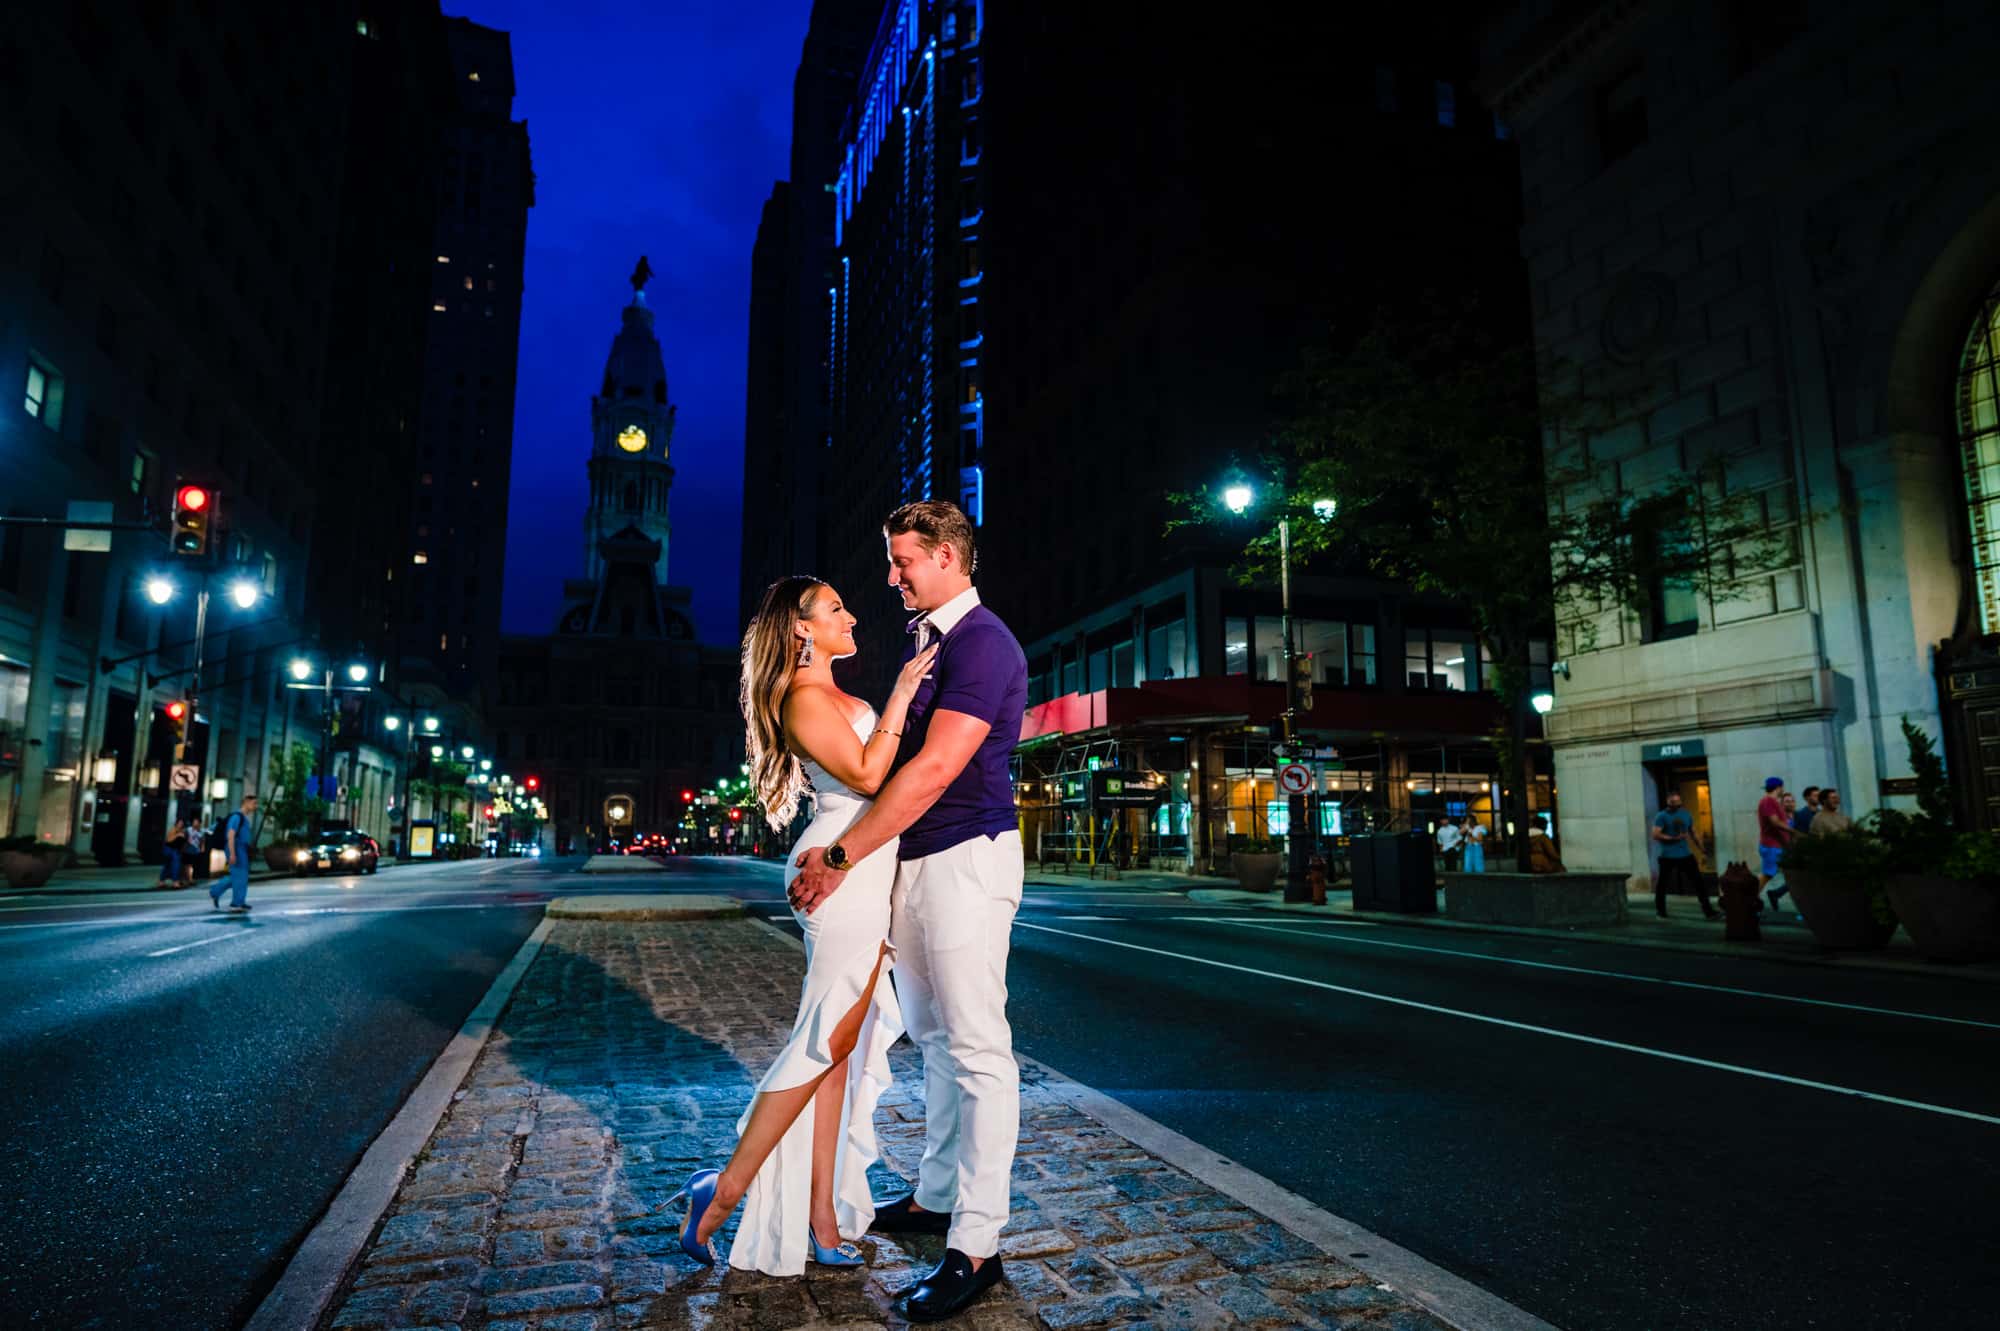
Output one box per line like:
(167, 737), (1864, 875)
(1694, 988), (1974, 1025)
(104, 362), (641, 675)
(460, 0), (811, 643)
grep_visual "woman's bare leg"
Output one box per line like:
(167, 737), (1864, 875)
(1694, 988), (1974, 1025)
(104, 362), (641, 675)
(807, 942), (889, 1245)
(693, 943), (892, 1247)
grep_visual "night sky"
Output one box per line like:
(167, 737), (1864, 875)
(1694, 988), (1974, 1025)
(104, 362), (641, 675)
(459, 0), (813, 645)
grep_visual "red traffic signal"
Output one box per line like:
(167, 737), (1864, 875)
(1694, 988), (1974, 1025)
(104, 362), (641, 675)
(171, 485), (213, 557)
(484, 805), (495, 819)
(164, 700), (188, 721)
(727, 808), (743, 821)
(524, 775), (540, 791)
(681, 789), (694, 803)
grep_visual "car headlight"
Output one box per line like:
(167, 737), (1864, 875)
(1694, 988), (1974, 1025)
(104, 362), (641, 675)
(340, 847), (360, 860)
(296, 850), (311, 863)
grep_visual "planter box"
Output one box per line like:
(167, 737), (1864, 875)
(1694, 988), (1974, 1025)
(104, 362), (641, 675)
(1443, 871), (1628, 927)
(1886, 873), (2000, 962)
(1232, 852), (1282, 894)
(1, 849), (60, 889)
(1785, 867), (1896, 949)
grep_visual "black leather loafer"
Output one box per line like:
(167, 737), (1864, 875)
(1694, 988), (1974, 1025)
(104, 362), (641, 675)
(870, 1193), (951, 1235)
(904, 1248), (1004, 1323)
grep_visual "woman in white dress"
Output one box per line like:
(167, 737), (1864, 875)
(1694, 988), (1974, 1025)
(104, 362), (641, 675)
(669, 575), (936, 1274)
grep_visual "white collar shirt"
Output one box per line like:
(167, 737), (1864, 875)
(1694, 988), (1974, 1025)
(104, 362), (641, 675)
(913, 586), (981, 651)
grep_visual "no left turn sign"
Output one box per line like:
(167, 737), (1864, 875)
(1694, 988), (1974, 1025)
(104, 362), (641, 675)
(1278, 763), (1312, 795)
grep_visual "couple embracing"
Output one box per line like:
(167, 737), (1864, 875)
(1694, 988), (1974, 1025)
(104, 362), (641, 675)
(667, 500), (1027, 1323)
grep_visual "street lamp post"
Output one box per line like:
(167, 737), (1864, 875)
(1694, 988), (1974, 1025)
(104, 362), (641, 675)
(1225, 482), (1327, 902)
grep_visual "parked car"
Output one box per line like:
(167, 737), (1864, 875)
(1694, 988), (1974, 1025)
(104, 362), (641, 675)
(292, 830), (381, 876)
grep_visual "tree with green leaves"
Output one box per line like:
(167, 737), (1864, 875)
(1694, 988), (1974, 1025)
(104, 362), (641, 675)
(265, 741), (328, 842)
(1183, 299), (1787, 871)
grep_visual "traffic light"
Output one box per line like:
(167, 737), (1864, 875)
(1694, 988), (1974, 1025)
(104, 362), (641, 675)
(728, 808), (742, 822)
(1291, 654), (1315, 714)
(681, 789), (694, 803)
(164, 699), (190, 759)
(524, 775), (540, 792)
(170, 485), (213, 556)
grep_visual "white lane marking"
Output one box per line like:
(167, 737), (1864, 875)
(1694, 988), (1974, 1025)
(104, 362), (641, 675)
(1172, 914), (1379, 927)
(147, 931), (253, 958)
(1216, 918), (2000, 1031)
(1017, 921), (2000, 1128)
(1052, 914), (1121, 921)
(0, 900), (545, 932)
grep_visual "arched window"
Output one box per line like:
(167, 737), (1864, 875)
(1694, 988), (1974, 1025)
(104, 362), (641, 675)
(622, 481), (639, 513)
(1958, 282), (2000, 630)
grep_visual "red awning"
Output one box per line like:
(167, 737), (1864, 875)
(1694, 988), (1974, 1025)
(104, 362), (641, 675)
(1020, 677), (1532, 744)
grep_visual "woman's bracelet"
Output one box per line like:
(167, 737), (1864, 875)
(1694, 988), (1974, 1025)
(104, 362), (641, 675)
(875, 728), (902, 738)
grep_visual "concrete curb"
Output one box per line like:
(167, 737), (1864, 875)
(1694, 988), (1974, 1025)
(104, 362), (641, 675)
(545, 893), (745, 921)
(747, 917), (1554, 1331)
(244, 915), (555, 1331)
(1185, 889), (2000, 985)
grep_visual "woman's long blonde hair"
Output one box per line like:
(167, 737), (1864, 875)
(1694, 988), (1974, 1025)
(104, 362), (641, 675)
(740, 575), (825, 829)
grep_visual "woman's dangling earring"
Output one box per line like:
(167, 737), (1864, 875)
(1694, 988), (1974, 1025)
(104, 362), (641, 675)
(797, 635), (815, 668)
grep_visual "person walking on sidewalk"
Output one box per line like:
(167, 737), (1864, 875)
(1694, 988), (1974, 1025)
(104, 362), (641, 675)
(1793, 786), (1821, 835)
(1435, 817), (1463, 872)
(790, 500), (1029, 1323)
(671, 576), (935, 1277)
(1756, 777), (1794, 913)
(1459, 815), (1487, 873)
(1808, 786), (1853, 836)
(213, 794), (258, 912)
(160, 818), (193, 887)
(1651, 792), (1717, 919)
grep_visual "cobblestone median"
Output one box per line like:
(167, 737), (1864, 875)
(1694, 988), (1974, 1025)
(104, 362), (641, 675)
(326, 918), (1451, 1331)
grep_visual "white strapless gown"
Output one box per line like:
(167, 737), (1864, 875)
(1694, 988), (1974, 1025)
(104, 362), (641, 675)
(728, 707), (904, 1276)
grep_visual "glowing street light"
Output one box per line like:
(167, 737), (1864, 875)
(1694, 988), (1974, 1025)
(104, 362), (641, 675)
(1531, 692), (1556, 715)
(145, 576), (175, 605)
(460, 744), (474, 760)
(384, 715), (402, 731)
(289, 658), (314, 681)
(346, 662), (370, 683)
(228, 580), (260, 610)
(1222, 483), (1254, 515)
(1312, 497), (1338, 521)
(431, 744), (445, 758)
(422, 716), (439, 733)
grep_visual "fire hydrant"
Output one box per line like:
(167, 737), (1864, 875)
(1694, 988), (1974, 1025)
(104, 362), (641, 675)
(1307, 852), (1329, 907)
(1716, 861), (1762, 942)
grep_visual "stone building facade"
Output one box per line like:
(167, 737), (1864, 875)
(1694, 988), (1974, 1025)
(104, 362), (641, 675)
(1481, 0), (2000, 881)
(492, 275), (740, 852)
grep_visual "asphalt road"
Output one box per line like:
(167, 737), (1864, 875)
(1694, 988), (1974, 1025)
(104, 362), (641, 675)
(670, 855), (2000, 1331)
(0, 857), (574, 1330)
(4, 851), (1993, 1330)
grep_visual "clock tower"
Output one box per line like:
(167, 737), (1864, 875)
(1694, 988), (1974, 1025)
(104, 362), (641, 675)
(584, 257), (677, 582)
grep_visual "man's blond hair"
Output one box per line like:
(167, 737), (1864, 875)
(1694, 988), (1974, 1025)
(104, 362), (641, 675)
(883, 500), (977, 573)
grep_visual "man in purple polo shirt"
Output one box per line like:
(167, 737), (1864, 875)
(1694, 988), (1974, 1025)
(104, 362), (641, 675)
(789, 499), (1026, 1322)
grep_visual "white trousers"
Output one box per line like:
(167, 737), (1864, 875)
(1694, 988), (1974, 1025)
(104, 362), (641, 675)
(889, 829), (1023, 1258)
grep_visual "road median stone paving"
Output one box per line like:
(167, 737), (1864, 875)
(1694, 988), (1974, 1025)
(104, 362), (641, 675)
(325, 917), (1455, 1330)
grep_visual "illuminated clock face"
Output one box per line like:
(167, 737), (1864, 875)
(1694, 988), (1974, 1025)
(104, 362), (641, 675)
(616, 425), (647, 453)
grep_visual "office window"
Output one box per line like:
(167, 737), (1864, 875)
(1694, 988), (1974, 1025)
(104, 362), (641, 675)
(1087, 648), (1108, 693)
(1146, 618), (1187, 681)
(130, 448), (153, 495)
(24, 357), (64, 429)
(1253, 616), (1285, 682)
(1224, 617), (1249, 676)
(1350, 624), (1377, 685)
(1110, 639), (1135, 689)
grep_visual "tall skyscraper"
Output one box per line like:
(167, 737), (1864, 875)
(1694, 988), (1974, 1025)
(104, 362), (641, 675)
(400, 17), (534, 706)
(740, 0), (880, 630)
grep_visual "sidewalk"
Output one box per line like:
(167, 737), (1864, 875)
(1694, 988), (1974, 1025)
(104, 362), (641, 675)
(321, 912), (1473, 1331)
(0, 859), (288, 897)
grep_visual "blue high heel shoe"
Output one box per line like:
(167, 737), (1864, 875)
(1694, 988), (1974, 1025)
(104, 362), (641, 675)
(809, 1222), (866, 1268)
(664, 1168), (721, 1266)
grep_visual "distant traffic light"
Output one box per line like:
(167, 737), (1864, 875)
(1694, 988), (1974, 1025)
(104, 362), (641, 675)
(164, 699), (190, 758)
(681, 789), (693, 803)
(170, 485), (213, 556)
(524, 775), (540, 791)
(728, 808), (742, 822)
